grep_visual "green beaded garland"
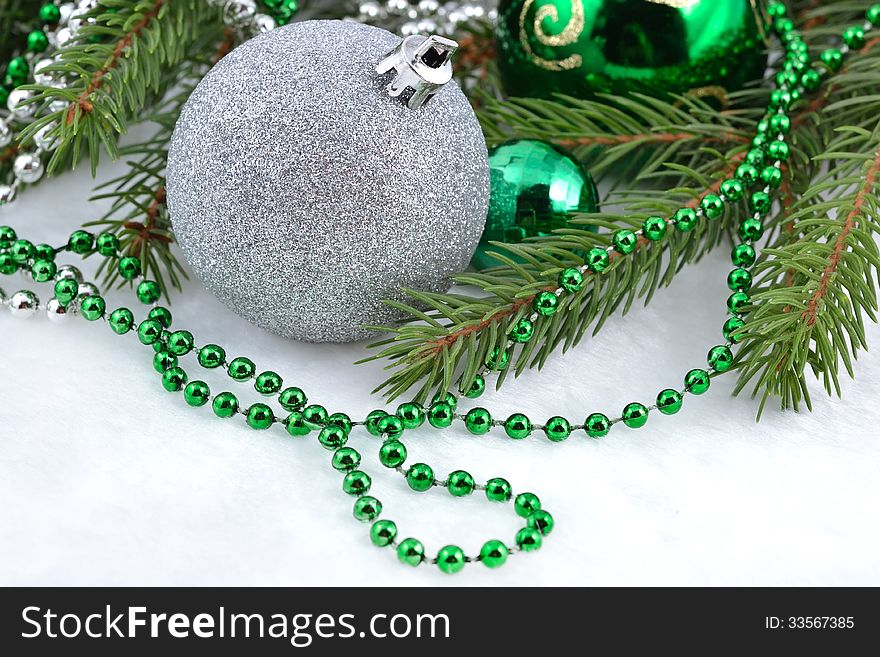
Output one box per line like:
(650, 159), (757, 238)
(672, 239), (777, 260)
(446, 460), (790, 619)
(723, 316), (746, 343)
(727, 291), (751, 314)
(11, 239), (34, 263)
(558, 267), (584, 292)
(167, 330), (194, 356)
(767, 140), (790, 162)
(843, 25), (865, 49)
(485, 477), (512, 502)
(868, 4), (880, 25)
(27, 30), (49, 53)
(406, 463), (435, 492)
(731, 243), (756, 268)
(117, 256), (141, 280)
(585, 412), (611, 438)
(246, 403), (275, 430)
(0, 253), (16, 275)
(0, 226), (15, 249)
(285, 411), (311, 437)
(431, 391), (457, 412)
(137, 319), (162, 345)
(136, 280), (161, 304)
(447, 470), (475, 497)
(80, 295), (106, 321)
(527, 510), (555, 536)
(464, 407), (492, 435)
(379, 440), (407, 468)
(708, 345), (735, 373)
(749, 192), (772, 215)
(479, 540), (508, 569)
(685, 369), (711, 395)
(727, 268), (752, 292)
(643, 216), (667, 241)
(161, 366), (187, 393)
(613, 229), (638, 254)
(353, 496), (382, 523)
(342, 470), (372, 496)
(735, 163), (759, 186)
(327, 412), (352, 435)
(720, 178), (744, 202)
(40, 3), (61, 22)
(656, 389), (683, 415)
(820, 48), (843, 72)
(35, 243), (54, 261)
(533, 290), (559, 316)
(622, 402), (648, 429)
(254, 371), (283, 395)
(331, 446), (361, 471)
(514, 492), (541, 518)
(302, 404), (329, 429)
(464, 374), (486, 399)
(515, 527), (542, 552)
(509, 317), (535, 343)
(184, 381), (210, 407)
(739, 218), (764, 242)
(428, 402), (454, 428)
(148, 306), (172, 328)
(95, 232), (119, 257)
(543, 416), (571, 442)
(198, 344), (226, 369)
(370, 520), (397, 547)
(67, 230), (94, 254)
(278, 386), (307, 411)
(436, 545), (465, 574)
(212, 392), (239, 418)
(227, 356), (256, 381)
(376, 413), (404, 438)
(485, 346), (510, 370)
(585, 247), (610, 273)
(318, 425), (347, 450)
(397, 538), (425, 567)
(700, 195), (724, 220)
(108, 308), (134, 335)
(364, 409), (388, 436)
(504, 413), (532, 439)
(396, 402), (425, 429)
(153, 350), (177, 373)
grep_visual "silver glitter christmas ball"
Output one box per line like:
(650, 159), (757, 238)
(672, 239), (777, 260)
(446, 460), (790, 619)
(167, 20), (490, 342)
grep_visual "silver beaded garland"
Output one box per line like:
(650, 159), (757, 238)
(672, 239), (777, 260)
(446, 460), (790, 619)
(13, 153), (45, 184)
(9, 290), (39, 319)
(46, 298), (72, 323)
(55, 265), (84, 283)
(7, 89), (36, 119)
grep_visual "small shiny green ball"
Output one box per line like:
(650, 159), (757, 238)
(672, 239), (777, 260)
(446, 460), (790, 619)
(527, 510), (555, 536)
(285, 411), (311, 437)
(198, 344), (226, 369)
(509, 317), (534, 343)
(769, 89), (791, 110)
(775, 70), (798, 90)
(558, 267), (584, 292)
(767, 140), (790, 162)
(731, 243), (757, 268)
(820, 48), (843, 72)
(254, 371), (283, 395)
(167, 330), (194, 356)
(800, 68), (821, 92)
(727, 291), (751, 314)
(749, 192), (772, 215)
(331, 446), (361, 472)
(53, 278), (78, 305)
(643, 216), (667, 241)
(447, 470), (475, 497)
(843, 25), (865, 49)
(727, 268), (752, 292)
(735, 164), (759, 186)
(0, 226), (15, 248)
(27, 30), (49, 53)
(745, 148), (765, 168)
(585, 412), (611, 438)
(148, 306), (172, 328)
(769, 114), (791, 135)
(370, 519), (397, 547)
(543, 416), (571, 442)
(656, 389), (683, 415)
(184, 380), (210, 407)
(379, 440), (407, 468)
(137, 319), (162, 345)
(428, 402), (454, 428)
(397, 538), (425, 567)
(0, 253), (17, 275)
(515, 527), (543, 552)
(161, 366), (187, 393)
(504, 413), (532, 439)
(480, 540), (509, 569)
(485, 477), (512, 502)
(685, 369), (711, 395)
(485, 346), (510, 370)
(353, 496), (382, 523)
(67, 230), (94, 254)
(117, 256), (141, 280)
(674, 208), (698, 232)
(318, 425), (347, 450)
(533, 291), (559, 316)
(39, 3), (62, 22)
(152, 350), (177, 373)
(342, 470), (372, 496)
(774, 16), (794, 35)
(752, 133), (768, 149)
(720, 178), (744, 202)
(364, 409), (388, 435)
(35, 244), (54, 262)
(708, 345), (735, 373)
(6, 56), (28, 81)
(464, 374), (486, 399)
(30, 259), (56, 282)
(279, 387), (307, 411)
(766, 1), (786, 18)
(739, 218), (765, 242)
(108, 308), (134, 335)
(514, 492), (541, 518)
(80, 295), (106, 321)
(227, 356), (256, 381)
(585, 247), (610, 273)
(246, 403), (274, 430)
(212, 392), (239, 418)
(723, 317), (746, 343)
(95, 232), (120, 257)
(622, 402), (648, 429)
(326, 412), (352, 435)
(436, 545), (465, 574)
(376, 413), (404, 438)
(406, 463), (434, 492)
(302, 404), (328, 429)
(431, 391), (457, 412)
(135, 280), (161, 304)
(10, 239), (35, 263)
(700, 194), (724, 220)
(396, 402), (425, 429)
(612, 229), (638, 254)
(760, 166), (783, 189)
(465, 407), (492, 435)
(868, 4), (880, 24)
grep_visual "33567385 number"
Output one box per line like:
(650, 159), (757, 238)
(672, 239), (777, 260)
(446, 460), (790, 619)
(787, 617), (854, 629)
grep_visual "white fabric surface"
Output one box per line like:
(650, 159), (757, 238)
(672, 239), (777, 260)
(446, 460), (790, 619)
(2, 154), (879, 587)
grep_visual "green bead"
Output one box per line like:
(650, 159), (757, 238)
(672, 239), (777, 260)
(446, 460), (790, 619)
(643, 216), (667, 241)
(504, 413), (532, 439)
(152, 350), (177, 373)
(6, 56), (28, 80)
(167, 330), (194, 356)
(800, 68), (821, 92)
(465, 407), (492, 435)
(136, 280), (161, 304)
(543, 416), (571, 442)
(673, 208), (698, 232)
(760, 166), (783, 189)
(820, 48), (843, 72)
(255, 371), (283, 395)
(727, 291), (751, 314)
(749, 192), (771, 215)
(161, 366), (187, 392)
(148, 306), (172, 328)
(447, 470), (475, 497)
(0, 253), (16, 275)
(137, 319), (162, 345)
(735, 163), (759, 186)
(769, 114), (791, 135)
(27, 30), (49, 53)
(0, 226), (15, 249)
(364, 409), (388, 435)
(353, 496), (382, 522)
(843, 25), (865, 49)
(397, 538), (425, 567)
(723, 317), (746, 343)
(533, 290), (559, 316)
(612, 228), (638, 254)
(558, 267), (584, 292)
(731, 243), (756, 267)
(685, 369), (711, 395)
(117, 256), (141, 280)
(751, 133), (768, 149)
(739, 218), (764, 242)
(485, 346), (509, 370)
(108, 308), (134, 334)
(585, 412), (611, 438)
(327, 412), (352, 435)
(464, 374), (486, 398)
(285, 411), (311, 437)
(303, 404), (328, 429)
(514, 492), (541, 518)
(331, 447), (360, 471)
(720, 178), (744, 202)
(35, 244), (55, 261)
(246, 403), (274, 430)
(727, 268), (752, 292)
(708, 345), (735, 373)
(774, 16), (794, 35)
(527, 510), (555, 536)
(431, 391), (457, 412)
(376, 413), (404, 438)
(700, 194), (724, 220)
(515, 527), (542, 552)
(95, 232), (120, 257)
(80, 295), (106, 321)
(184, 381), (210, 407)
(10, 239), (35, 263)
(766, 2), (786, 18)
(485, 477), (512, 502)
(31, 259), (56, 282)
(585, 247), (610, 273)
(767, 140), (790, 162)
(370, 519), (397, 547)
(651, 383), (685, 414)
(198, 344), (226, 369)
(868, 4), (880, 25)
(479, 540), (509, 569)
(318, 425), (347, 450)
(433, 545), (464, 574)
(396, 402), (425, 429)
(342, 470), (371, 496)
(509, 317), (534, 343)
(428, 402), (454, 428)
(212, 392), (239, 418)
(622, 402), (648, 429)
(227, 356), (255, 381)
(276, 386), (306, 411)
(40, 3), (62, 22)
(405, 463), (434, 492)
(379, 440), (407, 468)
(745, 148), (765, 167)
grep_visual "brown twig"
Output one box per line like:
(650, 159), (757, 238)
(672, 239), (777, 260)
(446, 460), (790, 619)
(558, 132), (749, 148)
(123, 185), (171, 251)
(0, 145), (19, 163)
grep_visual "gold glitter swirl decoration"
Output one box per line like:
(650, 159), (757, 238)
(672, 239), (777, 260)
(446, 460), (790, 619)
(518, 0), (586, 71)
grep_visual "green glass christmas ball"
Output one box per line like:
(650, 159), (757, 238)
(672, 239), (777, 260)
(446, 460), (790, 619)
(496, 0), (768, 100)
(472, 139), (599, 270)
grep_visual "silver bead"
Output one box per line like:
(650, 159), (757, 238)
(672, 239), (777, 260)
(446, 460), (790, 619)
(9, 290), (39, 319)
(7, 89), (36, 119)
(400, 20), (420, 35)
(359, 1), (382, 19)
(33, 58), (56, 86)
(49, 98), (69, 113)
(387, 0), (410, 14)
(0, 121), (11, 148)
(0, 184), (16, 205)
(55, 265), (83, 283)
(13, 153), (45, 184)
(251, 13), (277, 34)
(53, 27), (74, 48)
(418, 0), (440, 13)
(46, 298), (72, 323)
(77, 282), (100, 298)
(76, 0), (98, 10)
(34, 122), (61, 151)
(223, 0), (257, 25)
(58, 2), (76, 24)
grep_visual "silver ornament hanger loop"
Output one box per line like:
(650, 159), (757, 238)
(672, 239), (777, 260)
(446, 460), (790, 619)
(376, 34), (458, 109)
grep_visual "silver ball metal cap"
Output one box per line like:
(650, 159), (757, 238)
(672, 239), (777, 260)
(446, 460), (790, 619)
(376, 34), (458, 109)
